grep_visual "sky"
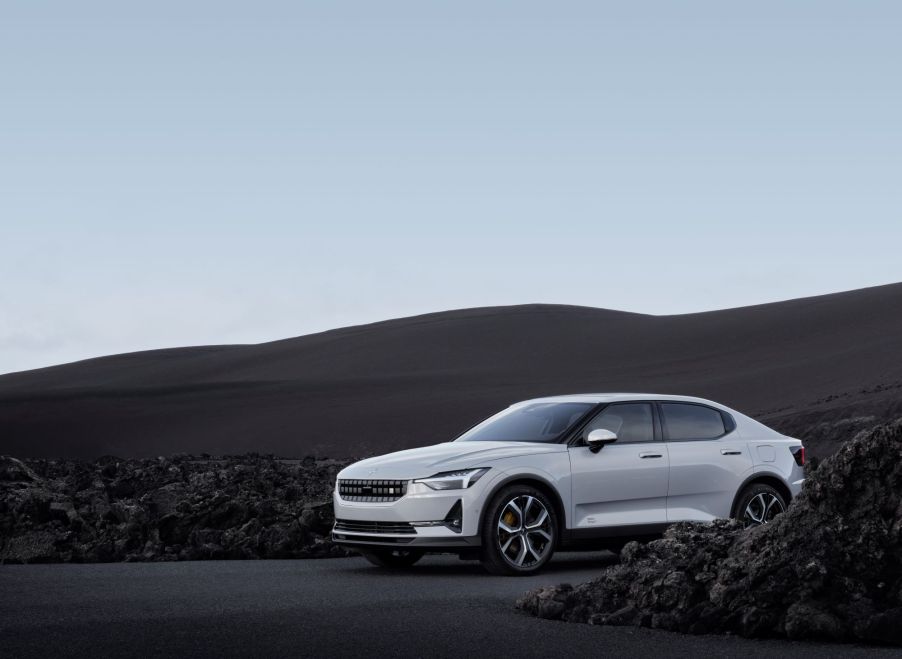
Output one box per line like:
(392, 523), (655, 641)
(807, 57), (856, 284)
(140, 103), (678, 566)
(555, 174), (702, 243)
(1, 1), (901, 374)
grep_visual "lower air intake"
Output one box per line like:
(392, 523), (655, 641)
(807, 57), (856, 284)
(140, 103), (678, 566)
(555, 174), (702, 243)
(334, 519), (416, 534)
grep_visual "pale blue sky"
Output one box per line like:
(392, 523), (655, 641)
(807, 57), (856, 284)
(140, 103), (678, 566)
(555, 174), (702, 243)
(1, 1), (900, 374)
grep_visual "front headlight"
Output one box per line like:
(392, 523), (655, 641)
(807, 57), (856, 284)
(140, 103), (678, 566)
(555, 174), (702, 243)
(414, 467), (490, 491)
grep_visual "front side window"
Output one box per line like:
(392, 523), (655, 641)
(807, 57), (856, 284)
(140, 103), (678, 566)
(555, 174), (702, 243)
(455, 402), (594, 443)
(581, 403), (654, 444)
(660, 403), (726, 440)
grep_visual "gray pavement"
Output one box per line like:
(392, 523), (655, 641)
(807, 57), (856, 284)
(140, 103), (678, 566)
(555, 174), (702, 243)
(1, 554), (897, 658)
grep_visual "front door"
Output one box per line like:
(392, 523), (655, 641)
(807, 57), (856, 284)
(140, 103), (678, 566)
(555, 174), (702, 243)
(568, 402), (670, 529)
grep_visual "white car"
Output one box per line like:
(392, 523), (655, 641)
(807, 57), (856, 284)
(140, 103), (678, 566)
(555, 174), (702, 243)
(332, 393), (806, 575)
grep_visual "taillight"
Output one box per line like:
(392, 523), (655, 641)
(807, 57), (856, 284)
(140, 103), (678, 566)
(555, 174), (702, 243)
(791, 445), (805, 466)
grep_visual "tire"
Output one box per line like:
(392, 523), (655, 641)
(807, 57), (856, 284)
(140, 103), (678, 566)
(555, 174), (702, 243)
(480, 484), (557, 576)
(359, 548), (424, 569)
(734, 483), (787, 528)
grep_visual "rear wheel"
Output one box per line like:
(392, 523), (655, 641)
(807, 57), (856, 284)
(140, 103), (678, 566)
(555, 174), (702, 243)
(480, 485), (557, 575)
(734, 483), (787, 527)
(359, 548), (424, 569)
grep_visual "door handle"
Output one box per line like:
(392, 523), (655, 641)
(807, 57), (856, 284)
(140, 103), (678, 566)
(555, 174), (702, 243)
(639, 452), (663, 459)
(721, 449), (742, 455)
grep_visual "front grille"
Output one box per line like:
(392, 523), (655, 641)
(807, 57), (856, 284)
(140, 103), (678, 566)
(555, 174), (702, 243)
(337, 479), (408, 502)
(334, 519), (416, 534)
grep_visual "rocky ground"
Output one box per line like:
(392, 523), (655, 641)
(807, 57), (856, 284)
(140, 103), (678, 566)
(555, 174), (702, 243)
(0, 454), (352, 563)
(518, 419), (902, 645)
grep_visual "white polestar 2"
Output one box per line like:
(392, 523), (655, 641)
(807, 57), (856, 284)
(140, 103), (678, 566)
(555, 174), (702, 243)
(332, 394), (806, 575)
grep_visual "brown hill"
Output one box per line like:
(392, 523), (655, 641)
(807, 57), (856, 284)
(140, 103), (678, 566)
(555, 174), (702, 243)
(2, 283), (901, 459)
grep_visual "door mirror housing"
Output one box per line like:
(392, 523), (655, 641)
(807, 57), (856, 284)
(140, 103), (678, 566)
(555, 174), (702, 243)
(586, 428), (618, 452)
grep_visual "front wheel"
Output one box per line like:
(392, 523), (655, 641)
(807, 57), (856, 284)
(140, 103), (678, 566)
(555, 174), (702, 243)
(734, 483), (787, 527)
(480, 485), (557, 575)
(359, 548), (424, 569)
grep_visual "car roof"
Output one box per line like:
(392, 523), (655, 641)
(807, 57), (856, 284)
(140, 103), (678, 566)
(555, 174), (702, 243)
(513, 393), (731, 409)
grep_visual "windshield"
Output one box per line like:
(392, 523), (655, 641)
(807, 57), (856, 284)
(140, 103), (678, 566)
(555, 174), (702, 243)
(455, 402), (594, 443)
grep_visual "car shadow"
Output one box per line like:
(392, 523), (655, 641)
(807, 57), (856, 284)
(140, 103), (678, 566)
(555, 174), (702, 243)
(343, 551), (619, 577)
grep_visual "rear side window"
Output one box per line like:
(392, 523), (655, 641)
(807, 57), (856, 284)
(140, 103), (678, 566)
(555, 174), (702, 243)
(661, 403), (726, 440)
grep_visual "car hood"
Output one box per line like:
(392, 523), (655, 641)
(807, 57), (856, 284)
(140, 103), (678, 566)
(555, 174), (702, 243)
(338, 441), (566, 480)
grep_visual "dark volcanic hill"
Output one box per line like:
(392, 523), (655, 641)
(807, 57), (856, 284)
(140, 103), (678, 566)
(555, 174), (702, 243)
(2, 284), (902, 459)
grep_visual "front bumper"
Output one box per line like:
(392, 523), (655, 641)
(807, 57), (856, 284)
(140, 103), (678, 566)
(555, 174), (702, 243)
(331, 472), (500, 550)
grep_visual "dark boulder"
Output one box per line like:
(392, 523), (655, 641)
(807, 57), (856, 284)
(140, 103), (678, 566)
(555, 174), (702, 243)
(518, 419), (902, 645)
(0, 453), (353, 563)
(0, 456), (39, 483)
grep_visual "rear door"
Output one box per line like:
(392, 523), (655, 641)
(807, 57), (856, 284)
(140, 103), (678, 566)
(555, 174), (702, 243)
(568, 402), (670, 529)
(660, 402), (753, 521)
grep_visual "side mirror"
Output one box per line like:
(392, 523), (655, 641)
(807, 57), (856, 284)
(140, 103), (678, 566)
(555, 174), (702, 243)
(586, 429), (618, 453)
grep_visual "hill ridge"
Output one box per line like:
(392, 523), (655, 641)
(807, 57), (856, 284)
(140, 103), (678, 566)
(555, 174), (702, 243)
(2, 282), (901, 459)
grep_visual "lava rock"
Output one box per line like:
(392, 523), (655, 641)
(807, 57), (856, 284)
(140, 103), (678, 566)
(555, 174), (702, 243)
(0, 454), (353, 563)
(0, 456), (39, 483)
(517, 419), (902, 646)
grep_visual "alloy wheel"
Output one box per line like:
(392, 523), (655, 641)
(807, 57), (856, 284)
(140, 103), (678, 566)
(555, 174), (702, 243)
(496, 495), (553, 567)
(742, 492), (785, 527)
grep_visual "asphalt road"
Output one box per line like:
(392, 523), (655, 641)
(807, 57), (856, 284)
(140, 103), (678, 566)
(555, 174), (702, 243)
(1, 554), (897, 658)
